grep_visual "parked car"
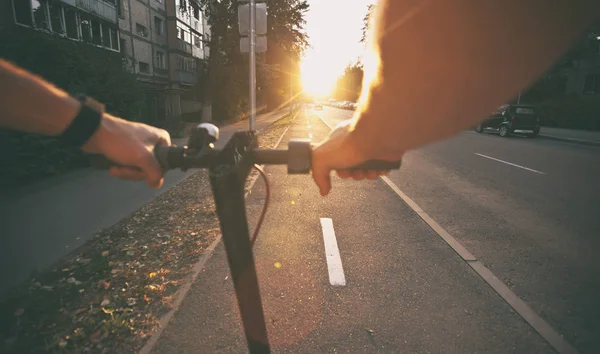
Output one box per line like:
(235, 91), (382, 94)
(475, 104), (540, 138)
(315, 102), (323, 110)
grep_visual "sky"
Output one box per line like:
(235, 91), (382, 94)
(301, 0), (375, 96)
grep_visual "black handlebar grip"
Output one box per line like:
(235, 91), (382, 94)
(90, 145), (171, 171)
(343, 160), (402, 172)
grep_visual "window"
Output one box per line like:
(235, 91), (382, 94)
(156, 51), (165, 69)
(110, 27), (119, 50)
(101, 23), (110, 47)
(154, 17), (164, 36)
(80, 13), (92, 42)
(192, 4), (199, 20)
(14, 0), (33, 26)
(49, 2), (64, 34)
(32, 0), (50, 30)
(91, 19), (102, 45)
(194, 34), (201, 48)
(136, 23), (148, 37)
(139, 61), (150, 73)
(64, 7), (78, 39)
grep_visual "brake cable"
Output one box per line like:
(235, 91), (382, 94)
(250, 164), (270, 246)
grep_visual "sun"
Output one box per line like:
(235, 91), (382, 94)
(300, 49), (343, 97)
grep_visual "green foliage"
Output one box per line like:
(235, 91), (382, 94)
(196, 0), (309, 118)
(538, 95), (600, 130)
(333, 63), (364, 102)
(0, 26), (147, 188)
(360, 4), (375, 44)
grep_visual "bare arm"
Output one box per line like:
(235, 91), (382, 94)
(311, 0), (600, 195)
(0, 59), (80, 135)
(350, 0), (600, 158)
(0, 59), (171, 188)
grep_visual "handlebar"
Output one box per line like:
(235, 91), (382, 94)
(90, 124), (401, 174)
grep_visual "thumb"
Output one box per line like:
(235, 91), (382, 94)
(311, 162), (332, 196)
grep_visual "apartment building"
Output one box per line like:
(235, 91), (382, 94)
(2, 0), (210, 127)
(165, 0), (210, 121)
(117, 0), (171, 124)
(2, 0), (120, 52)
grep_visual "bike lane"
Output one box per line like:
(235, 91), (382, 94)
(152, 110), (551, 353)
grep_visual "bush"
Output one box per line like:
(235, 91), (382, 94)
(538, 94), (600, 130)
(0, 26), (147, 189)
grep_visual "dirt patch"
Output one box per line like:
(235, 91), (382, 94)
(0, 112), (294, 354)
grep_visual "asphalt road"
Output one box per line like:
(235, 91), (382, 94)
(154, 107), (600, 352)
(320, 107), (600, 352)
(0, 110), (287, 297)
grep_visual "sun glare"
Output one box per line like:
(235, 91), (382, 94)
(300, 0), (374, 98)
(300, 52), (341, 97)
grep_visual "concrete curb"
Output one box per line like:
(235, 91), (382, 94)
(538, 134), (600, 147)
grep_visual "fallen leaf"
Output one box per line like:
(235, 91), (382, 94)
(41, 285), (54, 291)
(74, 308), (88, 315)
(58, 339), (67, 348)
(67, 277), (77, 284)
(14, 308), (24, 317)
(127, 298), (136, 306)
(149, 272), (157, 279)
(101, 299), (110, 307)
(101, 251), (109, 257)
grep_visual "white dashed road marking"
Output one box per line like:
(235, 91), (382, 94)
(320, 218), (346, 286)
(314, 112), (575, 354)
(475, 153), (546, 175)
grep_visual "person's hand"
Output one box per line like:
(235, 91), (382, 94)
(311, 120), (403, 196)
(82, 113), (171, 189)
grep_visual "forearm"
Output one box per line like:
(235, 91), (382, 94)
(0, 59), (80, 136)
(350, 0), (600, 158)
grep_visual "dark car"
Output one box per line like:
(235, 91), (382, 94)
(315, 102), (323, 110)
(475, 104), (540, 138)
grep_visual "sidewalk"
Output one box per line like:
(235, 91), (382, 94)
(539, 127), (600, 146)
(0, 109), (290, 298)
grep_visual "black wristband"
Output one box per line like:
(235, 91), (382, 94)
(59, 95), (104, 147)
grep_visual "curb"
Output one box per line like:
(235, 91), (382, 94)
(538, 134), (600, 147)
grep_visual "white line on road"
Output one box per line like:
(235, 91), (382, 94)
(313, 112), (574, 353)
(320, 218), (346, 286)
(475, 153), (546, 175)
(380, 176), (576, 354)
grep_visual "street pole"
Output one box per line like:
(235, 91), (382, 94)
(290, 54), (293, 114)
(249, 0), (256, 130)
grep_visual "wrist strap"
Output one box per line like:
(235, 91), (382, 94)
(59, 95), (104, 147)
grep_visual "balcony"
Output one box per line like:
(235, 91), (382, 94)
(192, 45), (203, 59)
(175, 39), (192, 55)
(178, 70), (197, 85)
(60, 0), (117, 24)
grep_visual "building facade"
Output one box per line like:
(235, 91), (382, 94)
(166, 0), (210, 122)
(2, 0), (209, 127)
(3, 0), (120, 52)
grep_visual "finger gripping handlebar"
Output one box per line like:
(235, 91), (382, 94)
(91, 139), (401, 174)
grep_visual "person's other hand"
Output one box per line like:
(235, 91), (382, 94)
(311, 120), (402, 196)
(82, 114), (171, 189)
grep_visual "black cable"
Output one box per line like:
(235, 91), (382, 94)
(251, 164), (270, 246)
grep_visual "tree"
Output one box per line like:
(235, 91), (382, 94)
(360, 4), (375, 44)
(195, 0), (309, 121)
(333, 62), (364, 102)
